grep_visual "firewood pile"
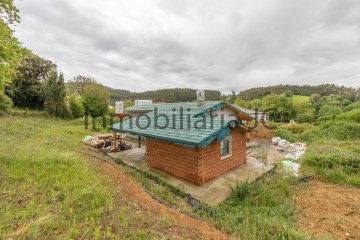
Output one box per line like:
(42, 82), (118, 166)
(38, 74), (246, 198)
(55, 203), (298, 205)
(82, 134), (132, 153)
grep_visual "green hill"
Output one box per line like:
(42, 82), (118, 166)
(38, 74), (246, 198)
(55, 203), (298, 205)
(238, 84), (359, 101)
(65, 83), (222, 104)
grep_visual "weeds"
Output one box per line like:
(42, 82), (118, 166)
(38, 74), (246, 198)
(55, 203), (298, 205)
(199, 176), (310, 240)
(302, 141), (360, 187)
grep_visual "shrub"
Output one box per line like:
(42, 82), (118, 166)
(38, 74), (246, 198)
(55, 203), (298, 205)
(302, 145), (360, 187)
(69, 94), (85, 119)
(338, 109), (360, 123)
(201, 177), (307, 239)
(283, 123), (314, 134)
(345, 100), (360, 111)
(0, 92), (13, 115)
(320, 122), (360, 141)
(318, 105), (342, 121)
(107, 107), (116, 116)
(300, 121), (360, 142)
(274, 127), (298, 142)
(82, 83), (109, 117)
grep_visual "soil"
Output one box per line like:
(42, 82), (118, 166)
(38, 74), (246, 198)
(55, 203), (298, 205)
(87, 150), (233, 239)
(293, 180), (360, 240)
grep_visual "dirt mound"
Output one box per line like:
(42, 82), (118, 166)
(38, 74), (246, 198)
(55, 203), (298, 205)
(293, 180), (360, 240)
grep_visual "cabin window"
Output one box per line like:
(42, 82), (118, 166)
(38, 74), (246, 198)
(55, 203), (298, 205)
(221, 136), (232, 159)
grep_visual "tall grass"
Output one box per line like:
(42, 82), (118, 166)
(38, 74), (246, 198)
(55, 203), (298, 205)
(199, 176), (310, 240)
(302, 140), (360, 187)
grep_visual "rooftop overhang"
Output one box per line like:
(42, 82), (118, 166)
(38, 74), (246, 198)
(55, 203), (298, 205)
(108, 119), (254, 149)
(193, 101), (255, 122)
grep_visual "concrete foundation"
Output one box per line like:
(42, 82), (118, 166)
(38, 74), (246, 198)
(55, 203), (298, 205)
(108, 143), (279, 205)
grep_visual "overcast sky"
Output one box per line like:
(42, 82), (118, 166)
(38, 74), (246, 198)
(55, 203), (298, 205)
(14, 0), (360, 93)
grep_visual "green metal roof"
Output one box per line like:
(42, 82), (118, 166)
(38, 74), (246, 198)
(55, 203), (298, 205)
(109, 101), (254, 148)
(109, 117), (246, 148)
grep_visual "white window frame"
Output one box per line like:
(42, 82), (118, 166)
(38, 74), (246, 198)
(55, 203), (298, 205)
(220, 136), (232, 159)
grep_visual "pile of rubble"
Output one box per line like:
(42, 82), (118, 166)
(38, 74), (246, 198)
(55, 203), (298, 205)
(272, 137), (307, 176)
(82, 134), (132, 153)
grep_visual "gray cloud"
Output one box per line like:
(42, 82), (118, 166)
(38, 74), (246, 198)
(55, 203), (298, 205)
(14, 0), (360, 93)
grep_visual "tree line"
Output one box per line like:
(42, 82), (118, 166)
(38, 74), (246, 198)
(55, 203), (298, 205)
(238, 84), (360, 101)
(106, 87), (222, 104)
(234, 92), (360, 123)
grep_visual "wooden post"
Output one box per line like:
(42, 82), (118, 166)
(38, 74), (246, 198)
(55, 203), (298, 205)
(138, 135), (141, 148)
(113, 132), (117, 152)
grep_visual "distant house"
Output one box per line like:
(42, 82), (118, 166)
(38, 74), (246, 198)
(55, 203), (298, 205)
(109, 101), (255, 185)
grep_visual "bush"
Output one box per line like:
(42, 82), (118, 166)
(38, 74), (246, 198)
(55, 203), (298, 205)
(201, 177), (307, 240)
(0, 92), (13, 115)
(107, 107), (116, 116)
(69, 95), (85, 119)
(283, 123), (314, 134)
(300, 121), (360, 142)
(320, 122), (360, 141)
(345, 100), (360, 111)
(82, 83), (109, 117)
(318, 105), (342, 121)
(338, 109), (360, 123)
(274, 127), (298, 142)
(302, 144), (360, 187)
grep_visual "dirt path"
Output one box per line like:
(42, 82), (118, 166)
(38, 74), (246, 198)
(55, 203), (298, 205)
(88, 153), (232, 239)
(293, 180), (360, 240)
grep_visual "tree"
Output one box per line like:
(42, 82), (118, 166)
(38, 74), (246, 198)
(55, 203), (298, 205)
(276, 94), (293, 123)
(294, 101), (315, 123)
(345, 101), (360, 112)
(68, 75), (96, 96)
(68, 94), (84, 119)
(5, 50), (56, 109)
(310, 93), (322, 117)
(318, 105), (342, 121)
(249, 99), (262, 110)
(234, 97), (248, 108)
(82, 83), (109, 117)
(228, 90), (237, 104)
(43, 71), (68, 118)
(0, 0), (23, 113)
(0, 0), (17, 116)
(0, 0), (20, 24)
(0, 91), (12, 115)
(262, 94), (293, 122)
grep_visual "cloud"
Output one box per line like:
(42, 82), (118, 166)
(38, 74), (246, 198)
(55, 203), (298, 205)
(14, 0), (360, 93)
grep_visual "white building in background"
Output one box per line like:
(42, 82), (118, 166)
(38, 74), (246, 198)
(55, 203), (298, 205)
(135, 100), (152, 106)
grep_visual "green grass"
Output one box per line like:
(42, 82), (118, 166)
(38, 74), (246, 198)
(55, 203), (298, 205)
(199, 176), (311, 240)
(301, 140), (360, 187)
(275, 119), (360, 187)
(0, 113), (199, 239)
(292, 95), (310, 105)
(112, 157), (194, 213)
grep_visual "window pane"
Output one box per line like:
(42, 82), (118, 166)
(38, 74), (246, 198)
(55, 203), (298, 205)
(221, 137), (231, 157)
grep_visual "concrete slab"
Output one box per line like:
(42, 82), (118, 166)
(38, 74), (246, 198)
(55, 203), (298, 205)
(108, 144), (281, 205)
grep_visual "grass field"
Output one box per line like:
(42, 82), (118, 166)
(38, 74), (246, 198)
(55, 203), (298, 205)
(0, 114), (114, 238)
(292, 95), (310, 105)
(0, 113), (204, 239)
